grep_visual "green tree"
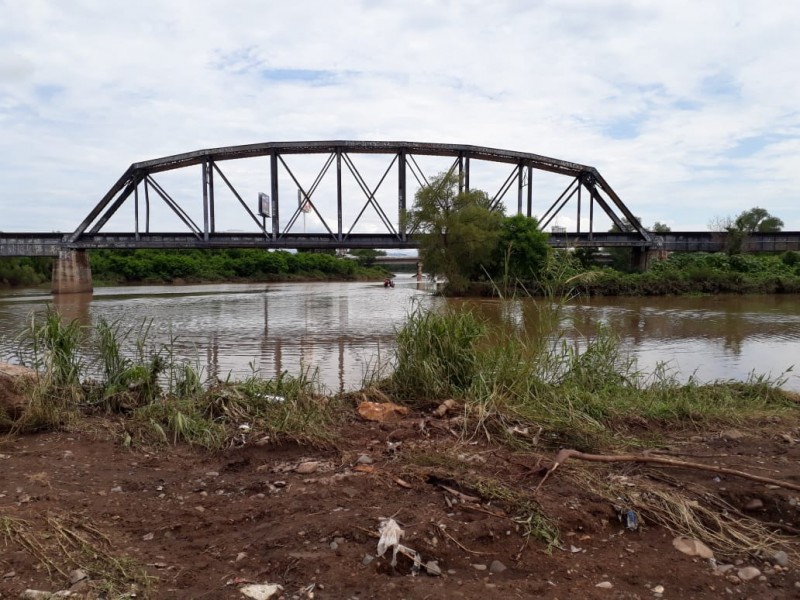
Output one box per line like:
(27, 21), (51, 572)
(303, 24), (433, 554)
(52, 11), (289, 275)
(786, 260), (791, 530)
(734, 207), (784, 233)
(350, 248), (386, 267)
(710, 208), (784, 255)
(491, 214), (549, 281)
(405, 171), (503, 293)
(651, 222), (671, 233)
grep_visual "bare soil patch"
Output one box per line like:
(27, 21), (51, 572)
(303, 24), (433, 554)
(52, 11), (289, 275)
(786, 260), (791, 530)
(1, 413), (799, 599)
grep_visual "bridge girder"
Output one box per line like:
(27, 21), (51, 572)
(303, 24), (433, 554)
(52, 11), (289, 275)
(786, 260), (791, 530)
(65, 141), (652, 249)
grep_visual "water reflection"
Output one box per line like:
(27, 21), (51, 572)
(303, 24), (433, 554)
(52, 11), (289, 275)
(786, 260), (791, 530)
(1, 284), (799, 390)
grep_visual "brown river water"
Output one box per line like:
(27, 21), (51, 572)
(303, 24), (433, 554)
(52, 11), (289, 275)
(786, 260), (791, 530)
(1, 276), (799, 392)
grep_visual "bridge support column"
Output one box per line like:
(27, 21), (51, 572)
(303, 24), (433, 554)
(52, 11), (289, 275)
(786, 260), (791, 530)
(52, 250), (93, 295)
(631, 247), (664, 271)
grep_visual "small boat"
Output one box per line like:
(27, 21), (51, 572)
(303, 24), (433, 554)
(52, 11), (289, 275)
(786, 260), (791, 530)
(383, 278), (395, 288)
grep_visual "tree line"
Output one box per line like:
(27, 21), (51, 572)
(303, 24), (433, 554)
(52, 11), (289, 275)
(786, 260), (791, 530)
(0, 249), (388, 288)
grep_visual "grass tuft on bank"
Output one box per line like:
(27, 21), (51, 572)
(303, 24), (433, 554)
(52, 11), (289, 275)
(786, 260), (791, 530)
(5, 307), (340, 449)
(384, 303), (796, 451)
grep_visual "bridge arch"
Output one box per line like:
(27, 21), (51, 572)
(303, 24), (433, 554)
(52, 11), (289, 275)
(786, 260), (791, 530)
(66, 140), (651, 250)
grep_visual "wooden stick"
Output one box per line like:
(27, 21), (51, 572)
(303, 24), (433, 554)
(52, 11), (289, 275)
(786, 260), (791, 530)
(535, 449), (800, 493)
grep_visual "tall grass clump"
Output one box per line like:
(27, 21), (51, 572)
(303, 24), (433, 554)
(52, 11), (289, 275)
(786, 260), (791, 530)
(16, 307), (84, 390)
(387, 299), (797, 450)
(389, 306), (486, 401)
(92, 318), (166, 410)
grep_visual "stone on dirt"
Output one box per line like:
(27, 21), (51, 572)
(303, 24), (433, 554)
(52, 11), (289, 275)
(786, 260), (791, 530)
(489, 560), (507, 573)
(772, 550), (789, 567)
(744, 498), (764, 511)
(672, 536), (714, 559)
(595, 581), (613, 589)
(295, 461), (319, 474)
(737, 566), (761, 581)
(239, 583), (283, 600)
(67, 568), (87, 585)
(357, 400), (408, 423)
(424, 560), (442, 576)
(20, 592), (54, 600)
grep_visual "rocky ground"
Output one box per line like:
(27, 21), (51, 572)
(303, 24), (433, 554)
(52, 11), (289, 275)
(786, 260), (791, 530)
(1, 400), (799, 600)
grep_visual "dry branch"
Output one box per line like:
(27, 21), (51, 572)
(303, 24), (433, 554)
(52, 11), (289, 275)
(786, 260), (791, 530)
(535, 449), (800, 493)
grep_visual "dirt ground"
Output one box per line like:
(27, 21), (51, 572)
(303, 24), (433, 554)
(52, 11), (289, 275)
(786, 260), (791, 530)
(1, 408), (799, 599)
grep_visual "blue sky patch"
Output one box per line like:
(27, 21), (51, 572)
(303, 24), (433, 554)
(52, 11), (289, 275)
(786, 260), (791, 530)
(260, 68), (338, 85)
(602, 113), (647, 140)
(700, 72), (741, 99)
(725, 134), (790, 159)
(34, 84), (64, 102)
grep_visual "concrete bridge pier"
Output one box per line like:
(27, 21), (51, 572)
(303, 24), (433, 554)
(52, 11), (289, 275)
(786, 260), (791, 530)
(52, 250), (93, 295)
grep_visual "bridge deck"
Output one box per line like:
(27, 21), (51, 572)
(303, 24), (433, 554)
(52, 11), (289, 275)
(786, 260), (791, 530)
(4, 231), (800, 256)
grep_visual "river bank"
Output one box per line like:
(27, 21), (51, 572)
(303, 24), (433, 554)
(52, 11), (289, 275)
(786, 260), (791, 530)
(1, 300), (799, 599)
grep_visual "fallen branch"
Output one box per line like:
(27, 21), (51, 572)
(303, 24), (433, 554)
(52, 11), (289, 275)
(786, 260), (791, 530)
(535, 449), (800, 493)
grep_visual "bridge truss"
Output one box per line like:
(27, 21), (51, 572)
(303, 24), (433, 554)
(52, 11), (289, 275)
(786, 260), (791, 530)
(3, 141), (654, 255)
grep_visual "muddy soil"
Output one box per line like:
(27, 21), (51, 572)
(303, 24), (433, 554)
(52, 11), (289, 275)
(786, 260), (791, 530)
(1, 413), (799, 599)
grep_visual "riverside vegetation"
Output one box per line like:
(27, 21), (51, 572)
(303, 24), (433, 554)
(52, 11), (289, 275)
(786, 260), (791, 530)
(6, 243), (800, 298)
(0, 248), (389, 288)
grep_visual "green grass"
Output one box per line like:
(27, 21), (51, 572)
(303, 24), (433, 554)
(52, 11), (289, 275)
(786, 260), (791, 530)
(6, 310), (341, 448)
(383, 303), (797, 452)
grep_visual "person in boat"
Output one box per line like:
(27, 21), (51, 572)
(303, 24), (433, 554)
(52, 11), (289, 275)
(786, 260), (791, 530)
(383, 278), (395, 288)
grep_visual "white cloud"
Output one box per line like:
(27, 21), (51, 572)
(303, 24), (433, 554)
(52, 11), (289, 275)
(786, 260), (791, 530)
(1, 0), (799, 234)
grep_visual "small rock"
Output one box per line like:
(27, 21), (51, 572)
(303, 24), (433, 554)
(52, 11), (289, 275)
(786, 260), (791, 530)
(716, 564), (735, 574)
(194, 505), (205, 513)
(737, 566), (761, 581)
(744, 498), (764, 511)
(205, 471), (219, 477)
(3, 570), (15, 578)
(595, 581), (613, 589)
(672, 536), (714, 559)
(68, 568), (87, 585)
(357, 400), (409, 422)
(362, 554), (375, 566)
(236, 552), (247, 562)
(239, 583), (283, 600)
(295, 461), (319, 474)
(142, 532), (154, 541)
(330, 541), (339, 551)
(356, 455), (373, 465)
(20, 592), (53, 600)
(472, 563), (487, 571)
(722, 429), (746, 441)
(652, 585), (665, 594)
(794, 581), (800, 589)
(110, 486), (122, 493)
(773, 550), (789, 567)
(69, 580), (89, 594)
(489, 560), (507, 574)
(425, 560), (442, 576)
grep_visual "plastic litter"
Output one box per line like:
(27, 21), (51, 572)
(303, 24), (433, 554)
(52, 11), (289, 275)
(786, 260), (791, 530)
(376, 518), (422, 575)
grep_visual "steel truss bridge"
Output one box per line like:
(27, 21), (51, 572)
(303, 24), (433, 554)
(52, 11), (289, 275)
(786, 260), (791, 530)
(2, 140), (800, 257)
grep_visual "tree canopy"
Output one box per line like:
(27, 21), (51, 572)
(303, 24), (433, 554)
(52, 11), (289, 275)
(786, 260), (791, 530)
(406, 171), (503, 293)
(733, 207), (784, 233)
(406, 172), (550, 293)
(493, 214), (550, 281)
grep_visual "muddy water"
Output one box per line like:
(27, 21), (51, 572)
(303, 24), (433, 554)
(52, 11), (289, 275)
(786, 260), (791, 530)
(1, 280), (799, 392)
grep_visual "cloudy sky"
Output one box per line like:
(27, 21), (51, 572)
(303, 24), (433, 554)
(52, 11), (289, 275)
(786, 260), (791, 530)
(1, 0), (799, 236)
